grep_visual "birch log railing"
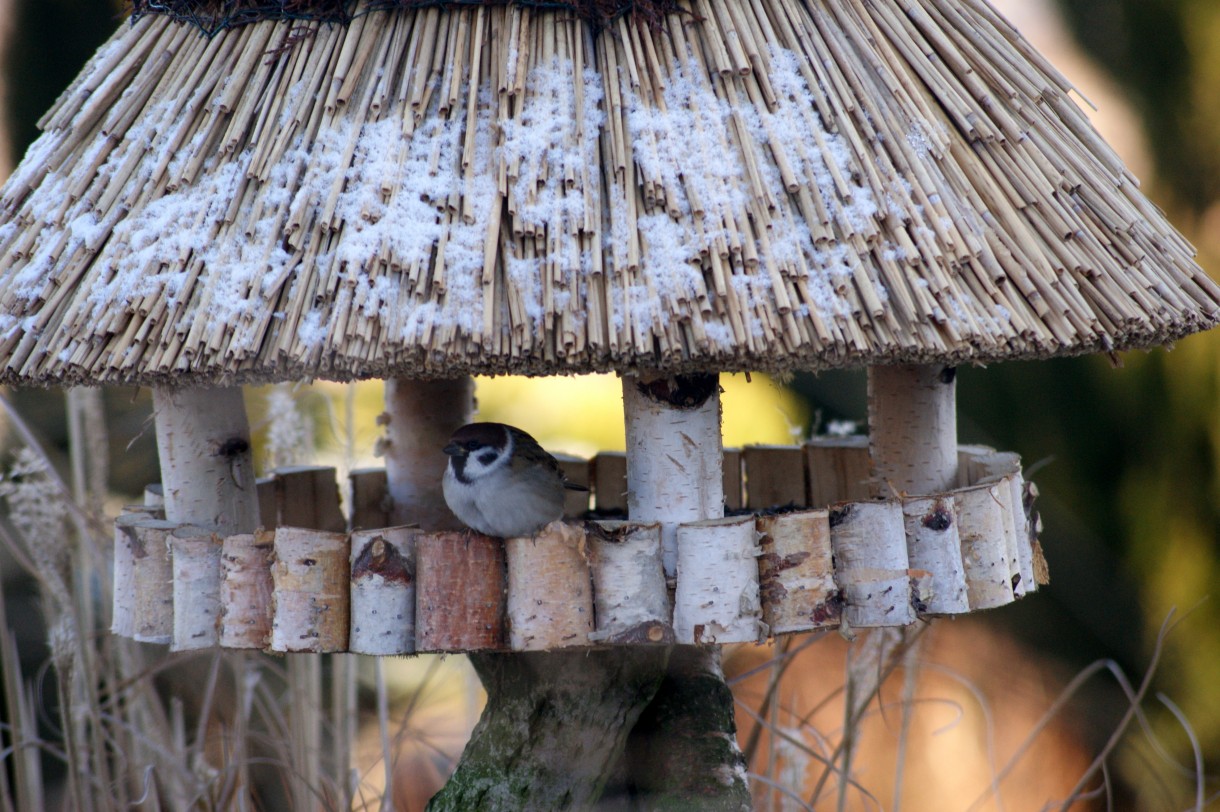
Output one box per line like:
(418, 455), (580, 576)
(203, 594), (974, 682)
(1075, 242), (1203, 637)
(113, 441), (1047, 654)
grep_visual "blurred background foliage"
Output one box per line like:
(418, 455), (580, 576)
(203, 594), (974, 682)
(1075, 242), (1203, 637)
(2, 0), (1220, 806)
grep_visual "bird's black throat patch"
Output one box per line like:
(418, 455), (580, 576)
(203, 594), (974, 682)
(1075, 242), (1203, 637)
(450, 456), (472, 484)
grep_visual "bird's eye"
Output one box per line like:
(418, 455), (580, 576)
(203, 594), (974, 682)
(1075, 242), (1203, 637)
(464, 440), (480, 451)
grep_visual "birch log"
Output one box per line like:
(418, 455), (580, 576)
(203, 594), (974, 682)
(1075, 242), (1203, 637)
(121, 517), (176, 643)
(152, 386), (259, 535)
(270, 527), (350, 652)
(587, 521), (672, 644)
(505, 521), (594, 650)
(383, 378), (473, 530)
(170, 524), (222, 651)
(902, 495), (969, 614)
(219, 529), (275, 649)
(968, 450), (1035, 596)
(867, 365), (958, 496)
(829, 501), (915, 628)
(673, 516), (763, 644)
(415, 531), (506, 652)
(623, 374), (723, 577)
(757, 509), (841, 633)
(350, 526), (418, 655)
(956, 483), (1017, 610)
(112, 510), (160, 638)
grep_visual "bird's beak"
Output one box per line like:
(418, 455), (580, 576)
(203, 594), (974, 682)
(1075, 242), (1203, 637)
(443, 442), (463, 457)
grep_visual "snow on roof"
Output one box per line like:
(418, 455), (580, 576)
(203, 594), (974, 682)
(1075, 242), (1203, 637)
(0, 0), (1214, 385)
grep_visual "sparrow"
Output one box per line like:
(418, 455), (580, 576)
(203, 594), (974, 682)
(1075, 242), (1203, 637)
(442, 422), (586, 538)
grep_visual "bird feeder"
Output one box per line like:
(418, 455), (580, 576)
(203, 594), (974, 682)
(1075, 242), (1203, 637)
(0, 0), (1215, 803)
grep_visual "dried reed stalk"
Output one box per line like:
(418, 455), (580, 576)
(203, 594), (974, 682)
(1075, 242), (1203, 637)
(0, 0), (1213, 386)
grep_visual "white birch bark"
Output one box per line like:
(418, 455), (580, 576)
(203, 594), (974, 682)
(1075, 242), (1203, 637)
(123, 516), (176, 643)
(757, 509), (840, 633)
(505, 521), (594, 650)
(902, 495), (969, 614)
(956, 482), (1016, 610)
(673, 516), (763, 644)
(219, 529), (276, 649)
(349, 526), (418, 655)
(270, 526), (350, 652)
(170, 525), (222, 651)
(587, 521), (672, 644)
(867, 365), (958, 496)
(622, 375), (723, 577)
(966, 449), (1035, 597)
(383, 377), (473, 530)
(830, 501), (914, 628)
(152, 386), (259, 536)
(112, 510), (158, 637)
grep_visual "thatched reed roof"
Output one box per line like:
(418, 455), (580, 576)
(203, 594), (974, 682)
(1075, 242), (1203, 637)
(0, 0), (1215, 385)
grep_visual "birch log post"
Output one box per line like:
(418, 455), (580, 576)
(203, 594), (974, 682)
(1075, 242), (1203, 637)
(219, 529), (276, 649)
(757, 509), (841, 633)
(505, 521), (594, 650)
(587, 521), (672, 644)
(112, 512), (171, 641)
(956, 483), (1017, 610)
(270, 527), (350, 652)
(169, 524), (222, 651)
(125, 517), (176, 644)
(383, 378), (473, 530)
(673, 516), (764, 644)
(969, 450), (1035, 596)
(623, 374), (724, 577)
(830, 501), (915, 628)
(415, 531), (506, 651)
(902, 495), (969, 614)
(349, 526), (417, 655)
(867, 365), (958, 496)
(152, 386), (260, 535)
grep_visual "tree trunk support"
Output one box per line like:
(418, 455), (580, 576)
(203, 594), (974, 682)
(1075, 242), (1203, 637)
(428, 649), (671, 810)
(619, 374), (750, 810)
